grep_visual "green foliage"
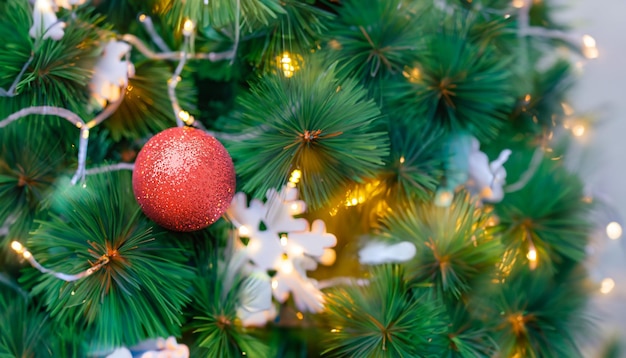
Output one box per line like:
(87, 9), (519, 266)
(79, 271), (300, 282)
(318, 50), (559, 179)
(379, 123), (445, 204)
(189, 234), (268, 357)
(245, 1), (334, 70)
(0, 123), (66, 251)
(229, 58), (389, 208)
(103, 61), (196, 141)
(0, 0), (32, 90)
(385, 32), (515, 141)
(22, 171), (193, 348)
(495, 151), (591, 270)
(0, 278), (84, 357)
(324, 0), (426, 88)
(482, 266), (590, 358)
(443, 305), (496, 357)
(510, 60), (575, 137)
(165, 0), (284, 35)
(323, 265), (447, 357)
(4, 8), (103, 118)
(382, 193), (502, 299)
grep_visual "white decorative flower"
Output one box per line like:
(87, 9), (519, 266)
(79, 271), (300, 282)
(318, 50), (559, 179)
(226, 186), (337, 323)
(359, 241), (416, 265)
(105, 337), (189, 358)
(106, 348), (132, 358)
(237, 270), (274, 327)
(29, 0), (65, 41)
(90, 40), (134, 106)
(139, 337), (189, 358)
(466, 137), (511, 203)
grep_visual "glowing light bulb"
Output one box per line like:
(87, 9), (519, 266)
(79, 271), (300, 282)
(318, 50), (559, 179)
(178, 110), (194, 125)
(238, 225), (251, 237)
(277, 52), (299, 78)
(399, 156), (405, 164)
(296, 312), (304, 320)
(571, 124), (585, 137)
(600, 278), (615, 294)
(182, 19), (194, 36)
(138, 14), (147, 22)
(526, 248), (537, 262)
(512, 0), (525, 8)
(582, 35), (598, 59)
(280, 259), (294, 274)
(402, 67), (421, 83)
(606, 222), (622, 240)
(271, 279), (278, 290)
(289, 169), (302, 184)
(23, 251), (32, 259)
(280, 234), (288, 246)
(330, 328), (341, 333)
(10, 241), (23, 253)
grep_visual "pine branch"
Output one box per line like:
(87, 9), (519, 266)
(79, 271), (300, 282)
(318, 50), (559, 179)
(228, 57), (389, 209)
(494, 150), (591, 272)
(385, 30), (516, 141)
(322, 265), (448, 357)
(21, 171), (194, 348)
(381, 192), (502, 299)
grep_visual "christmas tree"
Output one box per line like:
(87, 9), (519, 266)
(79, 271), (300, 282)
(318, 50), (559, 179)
(0, 0), (610, 356)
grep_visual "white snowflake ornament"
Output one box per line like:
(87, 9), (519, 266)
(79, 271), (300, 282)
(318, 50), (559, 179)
(29, 0), (65, 41)
(106, 348), (132, 358)
(90, 40), (134, 106)
(359, 241), (416, 265)
(466, 137), (511, 203)
(226, 186), (337, 323)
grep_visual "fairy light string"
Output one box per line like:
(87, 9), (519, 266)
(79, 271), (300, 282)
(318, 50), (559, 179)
(10, 241), (109, 282)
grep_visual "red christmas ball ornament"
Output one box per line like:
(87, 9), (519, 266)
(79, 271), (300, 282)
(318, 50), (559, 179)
(132, 126), (236, 231)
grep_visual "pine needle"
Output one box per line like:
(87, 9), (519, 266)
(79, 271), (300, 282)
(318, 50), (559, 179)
(21, 171), (194, 348)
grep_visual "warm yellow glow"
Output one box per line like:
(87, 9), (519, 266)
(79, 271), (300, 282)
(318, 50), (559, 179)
(330, 328), (341, 333)
(11, 241), (23, 253)
(402, 66), (421, 83)
(600, 278), (615, 294)
(182, 19), (194, 36)
(561, 102), (574, 116)
(571, 124), (585, 137)
(138, 14), (147, 22)
(81, 129), (90, 139)
(271, 279), (278, 290)
(582, 35), (599, 59)
(277, 52), (301, 78)
(280, 234), (288, 246)
(35, 0), (53, 11)
(526, 248), (537, 262)
(296, 312), (304, 320)
(178, 110), (193, 125)
(512, 0), (525, 8)
(23, 251), (32, 259)
(524, 93), (531, 103)
(606, 222), (623, 240)
(289, 169), (302, 184)
(434, 190), (453, 207)
(280, 259), (294, 274)
(238, 225), (251, 237)
(399, 156), (405, 164)
(319, 248), (336, 266)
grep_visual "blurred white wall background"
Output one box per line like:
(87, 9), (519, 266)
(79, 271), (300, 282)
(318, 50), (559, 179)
(556, 0), (626, 354)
